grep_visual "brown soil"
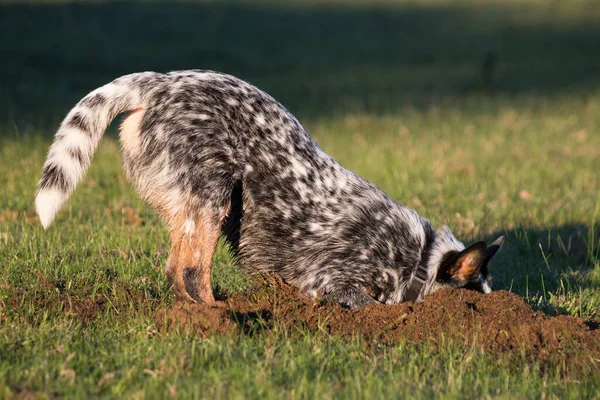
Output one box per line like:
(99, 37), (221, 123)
(5, 272), (598, 369)
(156, 275), (600, 369)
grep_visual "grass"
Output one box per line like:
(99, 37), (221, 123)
(1, 0), (600, 397)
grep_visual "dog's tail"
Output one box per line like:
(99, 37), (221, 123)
(35, 72), (157, 229)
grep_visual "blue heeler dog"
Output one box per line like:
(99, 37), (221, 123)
(35, 70), (504, 308)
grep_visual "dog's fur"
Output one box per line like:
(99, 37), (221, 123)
(35, 70), (503, 308)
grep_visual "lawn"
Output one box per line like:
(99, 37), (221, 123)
(1, 0), (599, 398)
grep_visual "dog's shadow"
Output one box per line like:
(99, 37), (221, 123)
(227, 310), (273, 336)
(478, 223), (598, 297)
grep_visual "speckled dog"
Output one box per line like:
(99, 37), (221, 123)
(36, 70), (504, 308)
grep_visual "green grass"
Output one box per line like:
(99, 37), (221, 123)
(1, 0), (600, 398)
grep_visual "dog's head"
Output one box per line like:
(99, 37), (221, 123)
(427, 227), (504, 296)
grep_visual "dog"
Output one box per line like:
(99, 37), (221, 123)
(35, 70), (504, 308)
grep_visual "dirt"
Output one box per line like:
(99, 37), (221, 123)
(5, 272), (598, 369)
(156, 275), (600, 369)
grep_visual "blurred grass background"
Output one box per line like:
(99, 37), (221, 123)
(2, 0), (600, 122)
(1, 0), (599, 398)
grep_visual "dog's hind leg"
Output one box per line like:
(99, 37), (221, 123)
(120, 107), (238, 305)
(166, 209), (224, 305)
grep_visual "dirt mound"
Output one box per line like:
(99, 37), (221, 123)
(156, 276), (600, 369)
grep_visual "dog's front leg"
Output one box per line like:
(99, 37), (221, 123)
(325, 286), (377, 309)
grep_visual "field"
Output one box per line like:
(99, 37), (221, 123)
(1, 0), (600, 398)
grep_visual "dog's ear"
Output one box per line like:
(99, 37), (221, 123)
(485, 236), (505, 264)
(439, 241), (487, 282)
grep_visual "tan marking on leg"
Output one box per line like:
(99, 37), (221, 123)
(165, 217), (196, 303)
(184, 214), (221, 305)
(119, 108), (144, 156)
(166, 210), (224, 305)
